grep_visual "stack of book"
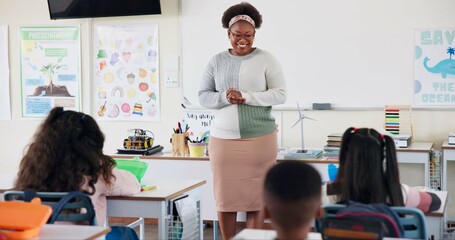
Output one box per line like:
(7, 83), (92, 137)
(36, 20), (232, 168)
(449, 132), (455, 145)
(324, 133), (342, 160)
(284, 149), (323, 160)
(326, 133), (342, 148)
(391, 134), (411, 148)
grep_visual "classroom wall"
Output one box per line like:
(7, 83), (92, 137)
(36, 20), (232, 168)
(1, 1), (455, 212)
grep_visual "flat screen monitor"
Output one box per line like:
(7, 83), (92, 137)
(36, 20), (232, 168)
(47, 0), (161, 20)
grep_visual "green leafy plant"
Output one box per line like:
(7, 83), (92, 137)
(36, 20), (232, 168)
(39, 63), (61, 94)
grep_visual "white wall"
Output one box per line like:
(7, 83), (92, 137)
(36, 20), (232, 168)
(0, 0), (182, 173)
(1, 0), (455, 214)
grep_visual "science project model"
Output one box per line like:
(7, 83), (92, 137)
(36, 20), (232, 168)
(123, 128), (155, 150)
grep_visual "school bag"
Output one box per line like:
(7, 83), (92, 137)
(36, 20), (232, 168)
(329, 201), (405, 238)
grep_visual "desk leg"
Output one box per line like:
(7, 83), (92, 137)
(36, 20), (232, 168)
(443, 153), (447, 190)
(425, 159), (429, 188)
(427, 215), (442, 240)
(213, 220), (218, 240)
(158, 201), (167, 240)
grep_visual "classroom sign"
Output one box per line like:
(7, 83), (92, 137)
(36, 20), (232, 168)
(20, 26), (81, 118)
(414, 28), (455, 106)
(93, 23), (160, 121)
(183, 111), (282, 147)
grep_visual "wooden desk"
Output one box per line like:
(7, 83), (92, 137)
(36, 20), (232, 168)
(106, 179), (206, 240)
(419, 190), (447, 240)
(0, 178), (206, 240)
(37, 224), (110, 240)
(233, 229), (320, 240)
(395, 142), (433, 187)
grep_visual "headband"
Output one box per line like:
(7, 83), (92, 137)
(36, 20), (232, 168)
(228, 15), (255, 28)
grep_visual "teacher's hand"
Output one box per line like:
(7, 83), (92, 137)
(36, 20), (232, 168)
(227, 88), (245, 104)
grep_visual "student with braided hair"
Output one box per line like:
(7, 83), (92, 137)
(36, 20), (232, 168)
(328, 127), (441, 212)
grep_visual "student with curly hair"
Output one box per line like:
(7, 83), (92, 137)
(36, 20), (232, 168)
(328, 127), (441, 212)
(198, 2), (286, 238)
(264, 161), (322, 240)
(14, 107), (141, 226)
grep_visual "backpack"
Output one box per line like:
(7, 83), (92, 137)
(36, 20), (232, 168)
(332, 201), (405, 238)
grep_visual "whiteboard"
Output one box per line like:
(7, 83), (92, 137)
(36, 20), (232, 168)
(181, 0), (454, 109)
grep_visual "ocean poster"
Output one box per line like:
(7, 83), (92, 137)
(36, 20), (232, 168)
(20, 26), (81, 118)
(93, 23), (160, 121)
(414, 28), (455, 106)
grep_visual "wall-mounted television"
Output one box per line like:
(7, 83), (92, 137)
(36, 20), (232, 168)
(47, 0), (161, 20)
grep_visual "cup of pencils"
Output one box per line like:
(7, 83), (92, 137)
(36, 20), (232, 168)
(187, 137), (207, 157)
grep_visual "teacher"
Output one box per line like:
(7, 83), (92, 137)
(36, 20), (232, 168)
(198, 2), (287, 239)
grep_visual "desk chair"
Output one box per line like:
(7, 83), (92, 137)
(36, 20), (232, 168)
(4, 190), (96, 225)
(321, 217), (382, 240)
(318, 204), (428, 239)
(391, 206), (427, 239)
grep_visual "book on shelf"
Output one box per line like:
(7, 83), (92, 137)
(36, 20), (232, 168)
(391, 134), (411, 148)
(449, 132), (455, 145)
(284, 149), (323, 160)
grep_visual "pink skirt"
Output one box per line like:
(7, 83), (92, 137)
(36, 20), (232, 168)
(209, 131), (277, 212)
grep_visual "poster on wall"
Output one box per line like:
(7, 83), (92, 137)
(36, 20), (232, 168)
(0, 25), (10, 120)
(183, 111), (282, 147)
(414, 28), (455, 106)
(93, 23), (160, 121)
(20, 26), (81, 118)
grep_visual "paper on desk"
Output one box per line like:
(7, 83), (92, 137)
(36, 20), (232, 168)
(174, 195), (198, 239)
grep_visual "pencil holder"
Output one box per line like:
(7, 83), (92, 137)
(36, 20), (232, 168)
(171, 133), (189, 156)
(188, 142), (206, 157)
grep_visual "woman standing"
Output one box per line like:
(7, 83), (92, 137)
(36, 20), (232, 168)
(198, 2), (286, 238)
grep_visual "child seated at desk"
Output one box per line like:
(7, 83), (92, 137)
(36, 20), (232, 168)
(13, 107), (141, 226)
(327, 127), (441, 212)
(263, 160), (322, 240)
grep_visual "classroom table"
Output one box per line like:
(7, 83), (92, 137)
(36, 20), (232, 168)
(232, 229), (417, 240)
(113, 141), (433, 186)
(0, 178), (206, 240)
(106, 179), (206, 240)
(111, 146), (439, 238)
(395, 142), (433, 187)
(37, 224), (111, 239)
(441, 141), (455, 219)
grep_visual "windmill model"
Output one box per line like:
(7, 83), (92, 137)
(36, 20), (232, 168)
(291, 102), (316, 153)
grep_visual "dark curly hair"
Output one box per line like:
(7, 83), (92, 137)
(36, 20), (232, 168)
(221, 2), (263, 29)
(14, 107), (116, 195)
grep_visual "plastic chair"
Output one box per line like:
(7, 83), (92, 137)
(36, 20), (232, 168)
(3, 190), (96, 226)
(318, 204), (428, 239)
(315, 204), (345, 232)
(391, 206), (427, 239)
(321, 217), (381, 240)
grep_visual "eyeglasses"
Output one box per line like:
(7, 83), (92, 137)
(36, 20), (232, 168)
(229, 31), (255, 40)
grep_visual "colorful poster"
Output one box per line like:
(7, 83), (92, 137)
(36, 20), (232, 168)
(20, 26), (81, 118)
(414, 28), (455, 106)
(93, 23), (160, 121)
(0, 25), (10, 120)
